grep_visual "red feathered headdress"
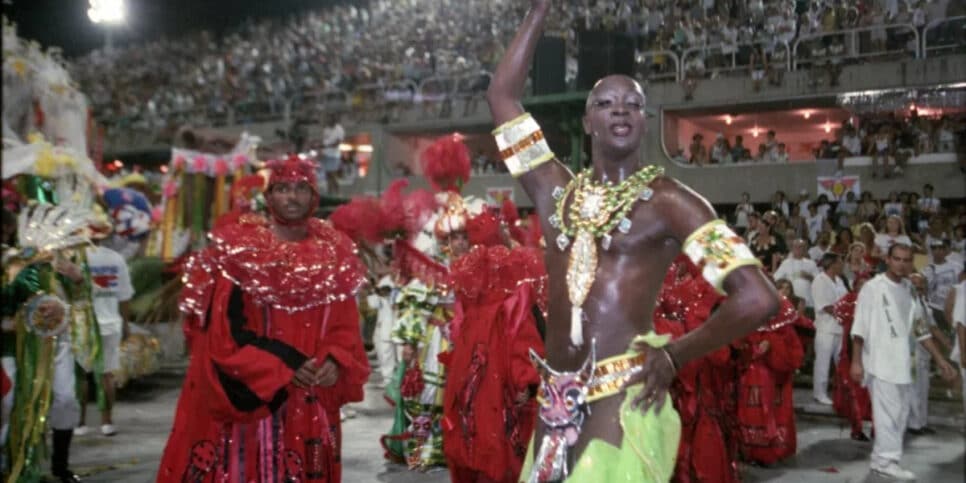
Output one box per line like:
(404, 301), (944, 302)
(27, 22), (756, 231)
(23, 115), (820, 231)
(420, 133), (471, 192)
(329, 196), (385, 245)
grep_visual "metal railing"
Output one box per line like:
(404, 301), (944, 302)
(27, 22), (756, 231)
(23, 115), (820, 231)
(922, 15), (966, 58)
(680, 40), (791, 78)
(636, 49), (681, 82)
(792, 23), (919, 69)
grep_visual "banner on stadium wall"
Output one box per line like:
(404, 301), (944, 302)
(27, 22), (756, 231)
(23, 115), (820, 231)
(485, 187), (514, 206)
(816, 175), (860, 201)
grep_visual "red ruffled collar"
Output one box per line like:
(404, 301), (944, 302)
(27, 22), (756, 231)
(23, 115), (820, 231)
(206, 213), (366, 312)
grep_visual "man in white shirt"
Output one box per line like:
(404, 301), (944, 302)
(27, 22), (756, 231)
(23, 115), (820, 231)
(775, 239), (819, 309)
(77, 241), (134, 437)
(321, 115), (346, 194)
(809, 231), (831, 261)
(811, 252), (849, 404)
(947, 274), (966, 415)
(917, 184), (940, 216)
(906, 273), (952, 435)
(924, 239), (963, 327)
(850, 244), (956, 480)
(365, 276), (398, 389)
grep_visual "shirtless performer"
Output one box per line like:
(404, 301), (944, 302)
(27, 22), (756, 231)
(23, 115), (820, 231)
(487, 2), (780, 481)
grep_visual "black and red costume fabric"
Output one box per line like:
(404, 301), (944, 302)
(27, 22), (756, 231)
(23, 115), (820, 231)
(159, 214), (369, 483)
(735, 297), (805, 465)
(655, 257), (739, 483)
(440, 245), (547, 483)
(831, 291), (872, 435)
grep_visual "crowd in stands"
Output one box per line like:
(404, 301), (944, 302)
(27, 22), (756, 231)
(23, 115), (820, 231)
(683, 111), (966, 169)
(730, 184), (964, 279)
(70, 0), (964, 127)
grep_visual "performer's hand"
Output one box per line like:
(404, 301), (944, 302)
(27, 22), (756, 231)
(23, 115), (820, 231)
(293, 358), (318, 388)
(937, 359), (957, 383)
(623, 343), (675, 414)
(849, 359), (864, 384)
(315, 357), (340, 387)
(52, 255), (83, 282)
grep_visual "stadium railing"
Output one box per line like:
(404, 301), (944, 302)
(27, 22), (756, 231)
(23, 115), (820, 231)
(922, 15), (966, 58)
(792, 23), (919, 70)
(680, 40), (791, 78)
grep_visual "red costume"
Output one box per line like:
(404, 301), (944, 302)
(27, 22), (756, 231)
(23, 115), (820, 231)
(158, 158), (370, 483)
(655, 257), (739, 483)
(441, 233), (547, 482)
(735, 298), (805, 465)
(831, 291), (872, 438)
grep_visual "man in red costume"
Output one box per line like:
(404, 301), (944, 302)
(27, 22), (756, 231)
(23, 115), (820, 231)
(735, 298), (806, 465)
(441, 209), (548, 483)
(158, 156), (370, 483)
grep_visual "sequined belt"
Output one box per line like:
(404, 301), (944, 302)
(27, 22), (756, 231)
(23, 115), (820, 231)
(586, 352), (646, 403)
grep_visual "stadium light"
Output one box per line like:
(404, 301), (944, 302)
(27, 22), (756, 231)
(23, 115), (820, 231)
(88, 0), (126, 25)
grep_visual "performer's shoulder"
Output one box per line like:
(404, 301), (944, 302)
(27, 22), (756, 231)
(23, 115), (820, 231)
(649, 174), (714, 213)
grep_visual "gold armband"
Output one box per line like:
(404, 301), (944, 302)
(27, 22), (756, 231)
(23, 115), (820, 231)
(492, 113), (555, 177)
(682, 220), (761, 295)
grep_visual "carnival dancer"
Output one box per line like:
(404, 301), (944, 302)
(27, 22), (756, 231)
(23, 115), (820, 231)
(488, 2), (779, 481)
(831, 275), (872, 441)
(441, 209), (548, 483)
(735, 298), (805, 465)
(157, 156), (370, 483)
(2, 204), (93, 483)
(850, 244), (957, 481)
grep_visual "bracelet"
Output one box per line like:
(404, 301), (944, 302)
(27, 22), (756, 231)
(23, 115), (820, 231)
(660, 346), (679, 374)
(492, 113), (555, 177)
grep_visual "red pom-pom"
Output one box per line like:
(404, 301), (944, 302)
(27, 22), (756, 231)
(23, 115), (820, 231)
(402, 189), (438, 237)
(330, 197), (385, 244)
(420, 134), (471, 192)
(380, 179), (408, 238)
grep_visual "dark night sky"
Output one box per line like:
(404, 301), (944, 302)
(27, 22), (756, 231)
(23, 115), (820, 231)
(4, 0), (349, 58)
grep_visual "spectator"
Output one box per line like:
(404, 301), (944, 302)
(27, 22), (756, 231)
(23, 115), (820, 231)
(869, 125), (896, 178)
(775, 142), (790, 162)
(805, 203), (826, 243)
(671, 147), (688, 164)
(856, 191), (881, 223)
(689, 133), (709, 165)
(710, 133), (731, 164)
(683, 53), (706, 100)
(812, 252), (849, 405)
(833, 226), (855, 255)
(875, 215), (916, 258)
(843, 241), (873, 285)
(777, 238), (820, 311)
(321, 114), (345, 194)
(882, 191), (904, 218)
(749, 45), (767, 92)
(796, 189), (812, 217)
(936, 117), (957, 152)
(731, 135), (751, 162)
(755, 143), (770, 162)
(751, 212), (787, 273)
(811, 230), (833, 260)
(772, 190), (791, 218)
(918, 184), (941, 216)
(839, 124), (863, 170)
(765, 130), (779, 159)
(734, 192), (755, 235)
(835, 191), (859, 227)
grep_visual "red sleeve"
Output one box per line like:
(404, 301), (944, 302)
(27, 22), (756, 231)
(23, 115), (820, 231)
(504, 285), (544, 393)
(765, 326), (805, 373)
(204, 277), (309, 421)
(314, 298), (371, 406)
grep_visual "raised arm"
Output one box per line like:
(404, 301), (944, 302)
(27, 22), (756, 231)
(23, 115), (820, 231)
(486, 0), (551, 124)
(487, 0), (570, 217)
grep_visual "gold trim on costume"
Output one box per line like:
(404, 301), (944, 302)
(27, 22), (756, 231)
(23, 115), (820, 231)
(492, 112), (555, 177)
(682, 219), (761, 295)
(585, 352), (647, 403)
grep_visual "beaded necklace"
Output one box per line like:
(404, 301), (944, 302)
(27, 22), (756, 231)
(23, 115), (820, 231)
(549, 165), (663, 346)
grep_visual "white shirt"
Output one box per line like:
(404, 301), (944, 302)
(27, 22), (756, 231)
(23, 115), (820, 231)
(775, 256), (820, 307)
(950, 281), (965, 363)
(918, 197), (940, 214)
(809, 245), (828, 262)
(924, 259), (963, 310)
(841, 134), (862, 155)
(85, 246), (134, 335)
(852, 274), (931, 385)
(365, 292), (396, 340)
(882, 202), (903, 217)
(805, 213), (825, 243)
(812, 271), (848, 333)
(322, 123), (345, 158)
(874, 233), (912, 255)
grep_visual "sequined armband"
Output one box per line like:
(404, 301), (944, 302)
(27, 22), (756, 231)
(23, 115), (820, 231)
(682, 220), (761, 295)
(492, 113), (555, 177)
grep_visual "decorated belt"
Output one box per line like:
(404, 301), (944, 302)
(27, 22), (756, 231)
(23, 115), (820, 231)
(586, 352), (647, 403)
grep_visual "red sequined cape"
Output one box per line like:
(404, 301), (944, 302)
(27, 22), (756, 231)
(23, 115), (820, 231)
(735, 297), (805, 465)
(440, 245), (547, 482)
(159, 214), (370, 483)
